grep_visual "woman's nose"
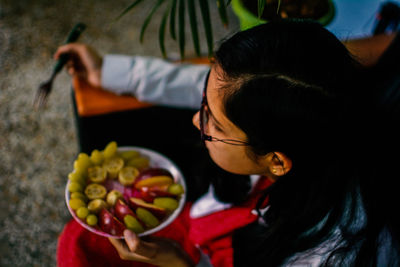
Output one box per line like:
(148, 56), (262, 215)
(192, 111), (200, 131)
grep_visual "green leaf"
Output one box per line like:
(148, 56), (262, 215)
(140, 0), (165, 44)
(216, 0), (229, 27)
(258, 0), (266, 19)
(187, 0), (200, 56)
(115, 0), (145, 21)
(159, 3), (171, 58)
(178, 0), (185, 59)
(199, 0), (213, 58)
(277, 0), (281, 14)
(169, 0), (178, 40)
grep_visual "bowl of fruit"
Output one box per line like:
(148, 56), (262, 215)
(65, 141), (186, 238)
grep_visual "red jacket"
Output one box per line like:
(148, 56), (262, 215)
(57, 177), (273, 267)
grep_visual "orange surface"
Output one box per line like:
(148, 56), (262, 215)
(73, 57), (211, 117)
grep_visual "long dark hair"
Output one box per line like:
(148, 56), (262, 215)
(213, 20), (400, 266)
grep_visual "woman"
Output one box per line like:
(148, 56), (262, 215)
(56, 20), (400, 266)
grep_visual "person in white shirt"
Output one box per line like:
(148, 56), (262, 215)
(56, 20), (400, 267)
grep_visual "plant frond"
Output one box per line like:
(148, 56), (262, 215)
(114, 0), (145, 21)
(140, 0), (165, 43)
(199, 0), (213, 58)
(188, 0), (200, 56)
(178, 0), (186, 59)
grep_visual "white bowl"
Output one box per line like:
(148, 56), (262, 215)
(66, 146), (186, 239)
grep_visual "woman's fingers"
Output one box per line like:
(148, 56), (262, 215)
(124, 230), (158, 259)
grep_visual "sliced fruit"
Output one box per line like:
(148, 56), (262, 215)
(84, 183), (107, 200)
(88, 166), (107, 183)
(103, 141), (118, 159)
(124, 214), (144, 233)
(103, 157), (124, 179)
(135, 176), (174, 189)
(136, 207), (160, 228)
(106, 189), (123, 206)
(153, 197), (179, 211)
(136, 168), (173, 182)
(87, 199), (108, 213)
(118, 166), (139, 186)
(114, 199), (136, 222)
(99, 208), (126, 236)
(129, 197), (166, 219)
(140, 186), (176, 203)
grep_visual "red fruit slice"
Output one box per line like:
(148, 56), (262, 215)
(99, 208), (126, 236)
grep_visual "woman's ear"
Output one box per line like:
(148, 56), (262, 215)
(269, 152), (292, 177)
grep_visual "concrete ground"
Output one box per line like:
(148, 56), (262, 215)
(0, 1), (239, 266)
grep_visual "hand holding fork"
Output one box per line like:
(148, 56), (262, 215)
(34, 23), (86, 109)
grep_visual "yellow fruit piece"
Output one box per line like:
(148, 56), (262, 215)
(90, 149), (104, 165)
(76, 207), (89, 219)
(135, 176), (174, 189)
(84, 183), (107, 200)
(68, 182), (83, 193)
(69, 198), (86, 210)
(126, 157), (150, 170)
(103, 141), (118, 159)
(68, 171), (85, 184)
(86, 214), (98, 226)
(118, 166), (139, 186)
(106, 190), (123, 206)
(87, 199), (107, 213)
(119, 150), (140, 162)
(88, 166), (107, 183)
(70, 192), (88, 202)
(103, 157), (124, 179)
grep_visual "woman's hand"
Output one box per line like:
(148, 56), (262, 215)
(109, 229), (194, 267)
(54, 43), (103, 87)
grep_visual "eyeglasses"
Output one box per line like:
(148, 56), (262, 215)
(200, 71), (249, 146)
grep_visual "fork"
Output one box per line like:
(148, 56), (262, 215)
(34, 23), (86, 109)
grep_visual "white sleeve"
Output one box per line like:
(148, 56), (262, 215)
(101, 55), (210, 109)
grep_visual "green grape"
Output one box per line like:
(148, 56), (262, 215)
(119, 150), (140, 161)
(77, 153), (92, 170)
(126, 157), (150, 170)
(124, 215), (144, 233)
(68, 171), (85, 184)
(136, 207), (159, 228)
(90, 149), (104, 165)
(86, 214), (98, 226)
(73, 160), (87, 176)
(76, 207), (89, 219)
(103, 141), (118, 159)
(69, 198), (86, 210)
(70, 192), (87, 202)
(153, 197), (179, 211)
(68, 182), (83, 193)
(167, 183), (184, 195)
